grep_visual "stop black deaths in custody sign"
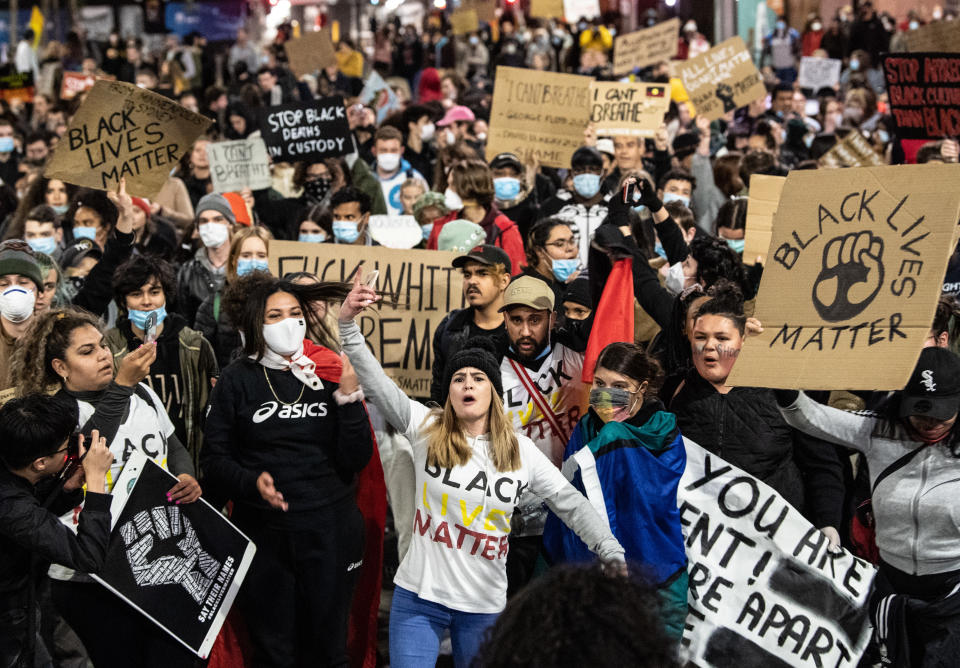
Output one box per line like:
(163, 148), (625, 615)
(259, 95), (352, 163)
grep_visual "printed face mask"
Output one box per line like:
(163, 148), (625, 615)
(263, 317), (307, 357)
(333, 220), (361, 243)
(0, 286), (36, 323)
(237, 258), (269, 276)
(572, 173), (601, 199)
(662, 192), (690, 207)
(493, 177), (522, 201)
(198, 222), (229, 248)
(589, 387), (635, 423)
(27, 236), (57, 255)
(303, 177), (332, 202)
(551, 258), (579, 282)
(665, 261), (687, 296)
(128, 305), (168, 330)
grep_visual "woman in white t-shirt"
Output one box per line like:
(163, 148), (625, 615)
(339, 271), (625, 668)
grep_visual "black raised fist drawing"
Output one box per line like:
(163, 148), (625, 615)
(120, 506), (220, 604)
(812, 231), (884, 322)
(715, 83), (736, 113)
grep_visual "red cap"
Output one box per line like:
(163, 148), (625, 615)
(222, 192), (252, 226)
(130, 197), (151, 217)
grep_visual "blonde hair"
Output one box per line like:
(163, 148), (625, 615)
(421, 391), (520, 473)
(227, 226), (274, 280)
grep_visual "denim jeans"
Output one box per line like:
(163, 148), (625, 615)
(389, 586), (499, 668)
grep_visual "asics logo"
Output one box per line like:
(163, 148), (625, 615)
(251, 401), (328, 423)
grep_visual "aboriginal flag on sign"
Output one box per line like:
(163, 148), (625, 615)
(646, 86), (666, 98)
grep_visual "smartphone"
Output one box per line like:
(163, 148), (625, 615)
(144, 311), (158, 344)
(365, 270), (379, 287)
(622, 179), (641, 205)
(59, 432), (83, 481)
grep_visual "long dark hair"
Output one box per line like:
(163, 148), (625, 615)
(222, 272), (352, 359)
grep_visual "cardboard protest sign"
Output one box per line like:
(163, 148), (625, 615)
(563, 0), (600, 22)
(678, 440), (875, 668)
(207, 138), (271, 193)
(284, 29), (337, 78)
(269, 242), (465, 396)
(589, 81), (669, 137)
(613, 18), (680, 76)
(797, 56), (842, 91)
(460, 0), (496, 23)
(728, 165), (960, 390)
(259, 96), (351, 164)
(0, 72), (34, 105)
(486, 66), (592, 169)
(743, 175), (785, 266)
(530, 0), (565, 19)
(60, 71), (97, 100)
(818, 131), (884, 169)
(450, 9), (479, 35)
(94, 454), (255, 659)
(903, 20), (960, 53)
(882, 53), (960, 140)
(45, 80), (211, 199)
(676, 36), (766, 121)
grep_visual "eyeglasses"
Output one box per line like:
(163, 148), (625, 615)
(544, 237), (579, 250)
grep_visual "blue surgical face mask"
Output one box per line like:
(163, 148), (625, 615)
(776, 20), (786, 31)
(0, 136), (14, 152)
(493, 176), (522, 201)
(128, 305), (168, 331)
(803, 133), (815, 149)
(633, 204), (647, 215)
(849, 58), (860, 71)
(27, 236), (57, 255)
(298, 231), (327, 243)
(237, 258), (269, 276)
(724, 238), (745, 254)
(421, 223), (433, 240)
(51, 204), (69, 215)
(73, 226), (97, 241)
(333, 220), (361, 243)
(572, 173), (601, 199)
(876, 129), (890, 144)
(654, 242), (667, 260)
(662, 192), (690, 208)
(551, 258), (579, 282)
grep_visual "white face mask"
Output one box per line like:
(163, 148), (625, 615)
(421, 122), (435, 142)
(198, 222), (229, 248)
(444, 128), (456, 146)
(377, 152), (401, 172)
(262, 317), (307, 358)
(0, 285), (36, 323)
(444, 187), (464, 211)
(664, 262), (687, 296)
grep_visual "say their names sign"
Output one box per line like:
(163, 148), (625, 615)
(269, 242), (465, 396)
(259, 96), (352, 163)
(728, 165), (960, 390)
(882, 53), (960, 140)
(589, 82), (669, 136)
(676, 36), (766, 122)
(613, 18), (680, 76)
(44, 80), (211, 198)
(207, 138), (272, 193)
(486, 66), (592, 168)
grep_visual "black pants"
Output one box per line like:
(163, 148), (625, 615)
(50, 580), (197, 668)
(505, 534), (544, 598)
(235, 501), (366, 668)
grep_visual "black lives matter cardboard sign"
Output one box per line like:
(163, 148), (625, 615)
(728, 165), (960, 390)
(882, 53), (960, 140)
(45, 80), (211, 198)
(259, 96), (352, 164)
(269, 242), (465, 397)
(676, 36), (766, 122)
(95, 454), (255, 659)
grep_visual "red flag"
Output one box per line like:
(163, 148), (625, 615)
(582, 258), (635, 383)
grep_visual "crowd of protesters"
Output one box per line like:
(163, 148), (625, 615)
(2, 1), (960, 667)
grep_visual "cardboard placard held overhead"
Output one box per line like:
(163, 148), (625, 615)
(269, 242), (465, 396)
(207, 138), (272, 193)
(819, 131), (884, 169)
(563, 0), (600, 23)
(530, 0), (565, 19)
(727, 165), (960, 391)
(450, 9), (479, 36)
(613, 18), (680, 76)
(45, 80), (211, 199)
(882, 53), (960, 140)
(284, 29), (337, 78)
(797, 56), (842, 91)
(903, 20), (960, 53)
(460, 0), (496, 23)
(742, 175), (785, 266)
(486, 66), (593, 169)
(676, 36), (766, 121)
(259, 96), (352, 164)
(589, 81), (670, 136)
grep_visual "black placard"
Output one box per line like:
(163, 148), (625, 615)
(882, 53), (960, 140)
(259, 95), (352, 163)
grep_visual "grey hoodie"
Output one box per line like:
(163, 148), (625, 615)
(780, 392), (960, 576)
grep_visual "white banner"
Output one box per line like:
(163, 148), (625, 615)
(207, 138), (272, 193)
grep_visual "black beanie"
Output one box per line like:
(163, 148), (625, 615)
(441, 337), (503, 404)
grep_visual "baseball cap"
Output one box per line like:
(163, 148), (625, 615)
(452, 244), (512, 274)
(899, 347), (960, 420)
(489, 152), (523, 172)
(500, 275), (555, 312)
(437, 105), (476, 127)
(596, 138), (615, 158)
(60, 238), (103, 270)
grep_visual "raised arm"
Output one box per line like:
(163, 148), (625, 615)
(776, 390), (878, 455)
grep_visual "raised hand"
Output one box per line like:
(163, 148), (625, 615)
(115, 342), (157, 387)
(106, 177), (135, 234)
(338, 269), (380, 323)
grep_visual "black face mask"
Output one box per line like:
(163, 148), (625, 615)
(303, 177), (332, 202)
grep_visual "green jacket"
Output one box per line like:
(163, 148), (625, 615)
(104, 322), (218, 474)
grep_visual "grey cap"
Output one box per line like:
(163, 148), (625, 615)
(195, 193), (236, 226)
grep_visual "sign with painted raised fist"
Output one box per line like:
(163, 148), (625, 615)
(93, 454), (256, 658)
(728, 165), (960, 390)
